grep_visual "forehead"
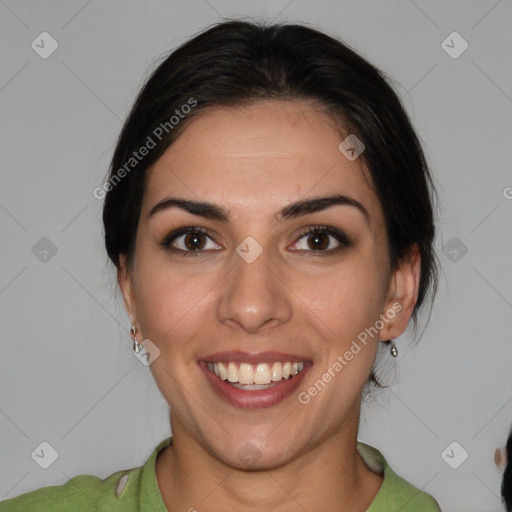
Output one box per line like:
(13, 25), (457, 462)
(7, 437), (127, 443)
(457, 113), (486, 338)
(142, 100), (383, 228)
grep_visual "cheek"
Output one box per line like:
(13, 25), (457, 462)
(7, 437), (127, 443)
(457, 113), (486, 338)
(133, 268), (214, 404)
(137, 281), (193, 338)
(133, 258), (216, 348)
(294, 258), (385, 341)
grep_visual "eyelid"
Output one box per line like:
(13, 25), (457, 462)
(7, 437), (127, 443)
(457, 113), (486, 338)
(160, 226), (222, 253)
(289, 225), (351, 253)
(160, 224), (351, 255)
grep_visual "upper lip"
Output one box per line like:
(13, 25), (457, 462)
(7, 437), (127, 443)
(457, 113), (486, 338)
(199, 351), (311, 364)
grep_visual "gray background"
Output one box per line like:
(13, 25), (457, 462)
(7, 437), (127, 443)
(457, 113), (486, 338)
(1, 1), (511, 511)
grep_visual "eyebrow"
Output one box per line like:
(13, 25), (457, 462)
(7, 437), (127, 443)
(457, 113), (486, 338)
(148, 194), (370, 225)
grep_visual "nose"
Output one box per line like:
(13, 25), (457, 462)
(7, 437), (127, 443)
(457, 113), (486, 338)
(217, 244), (292, 334)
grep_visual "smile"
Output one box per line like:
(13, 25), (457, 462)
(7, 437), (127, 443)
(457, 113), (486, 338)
(206, 361), (306, 388)
(198, 352), (312, 408)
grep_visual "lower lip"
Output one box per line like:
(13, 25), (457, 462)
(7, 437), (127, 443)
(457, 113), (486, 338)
(199, 361), (312, 409)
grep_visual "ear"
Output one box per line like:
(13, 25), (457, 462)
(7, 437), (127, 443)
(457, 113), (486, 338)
(117, 253), (138, 326)
(380, 243), (421, 340)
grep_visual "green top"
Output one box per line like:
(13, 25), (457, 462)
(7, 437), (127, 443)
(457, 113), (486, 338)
(0, 437), (441, 511)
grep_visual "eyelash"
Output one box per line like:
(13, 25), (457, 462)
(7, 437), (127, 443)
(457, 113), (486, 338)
(160, 225), (351, 257)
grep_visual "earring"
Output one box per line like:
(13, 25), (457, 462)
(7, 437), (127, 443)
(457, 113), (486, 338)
(130, 325), (141, 354)
(389, 339), (398, 357)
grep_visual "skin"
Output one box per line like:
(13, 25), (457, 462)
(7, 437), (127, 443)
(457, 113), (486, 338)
(118, 99), (421, 511)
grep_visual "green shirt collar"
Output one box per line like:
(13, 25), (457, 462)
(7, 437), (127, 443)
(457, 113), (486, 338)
(134, 437), (440, 511)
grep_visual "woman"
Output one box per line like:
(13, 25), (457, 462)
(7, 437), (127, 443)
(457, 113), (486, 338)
(1, 20), (441, 511)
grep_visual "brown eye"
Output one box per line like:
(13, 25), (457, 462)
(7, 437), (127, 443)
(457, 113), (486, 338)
(183, 232), (207, 250)
(291, 226), (351, 254)
(306, 232), (330, 251)
(160, 227), (222, 254)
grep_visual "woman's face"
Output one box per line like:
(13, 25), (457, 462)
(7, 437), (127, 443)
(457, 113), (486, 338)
(119, 99), (419, 469)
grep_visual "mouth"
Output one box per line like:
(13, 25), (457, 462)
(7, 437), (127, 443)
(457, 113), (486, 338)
(198, 352), (312, 408)
(206, 361), (306, 389)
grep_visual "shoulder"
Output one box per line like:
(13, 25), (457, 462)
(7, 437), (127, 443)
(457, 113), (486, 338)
(357, 442), (441, 511)
(0, 468), (140, 512)
(0, 437), (172, 512)
(0, 437), (174, 512)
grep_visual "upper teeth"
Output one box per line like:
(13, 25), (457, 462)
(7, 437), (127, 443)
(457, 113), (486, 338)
(207, 361), (305, 385)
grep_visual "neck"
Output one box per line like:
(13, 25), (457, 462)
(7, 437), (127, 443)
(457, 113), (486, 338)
(155, 413), (382, 511)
